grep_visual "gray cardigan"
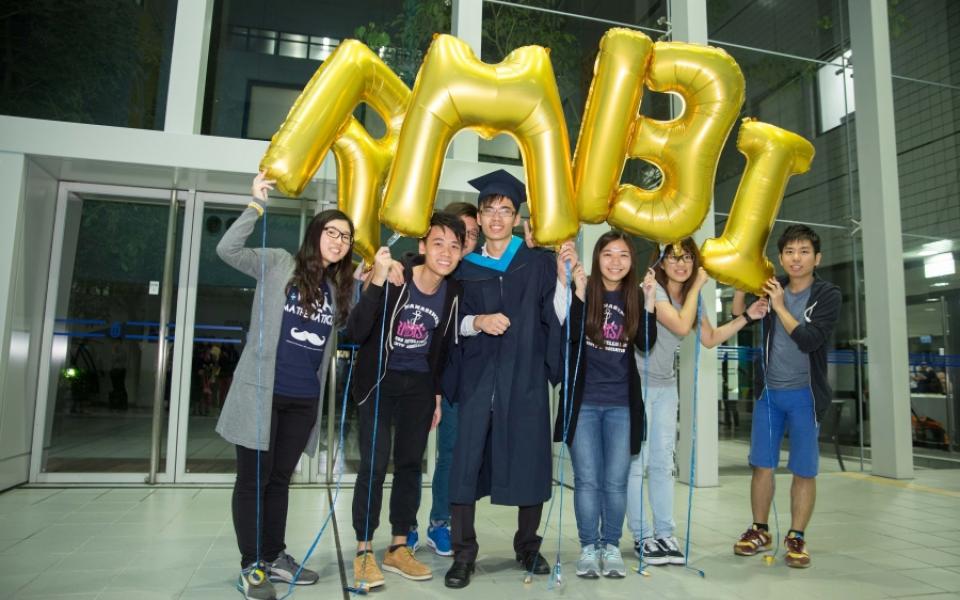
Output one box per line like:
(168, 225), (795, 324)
(214, 204), (335, 454)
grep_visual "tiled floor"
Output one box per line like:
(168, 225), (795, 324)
(2, 446), (960, 599)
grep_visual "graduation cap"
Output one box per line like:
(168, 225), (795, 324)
(467, 169), (527, 210)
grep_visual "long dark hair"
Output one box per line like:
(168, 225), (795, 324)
(289, 209), (354, 325)
(651, 237), (701, 305)
(585, 231), (640, 348)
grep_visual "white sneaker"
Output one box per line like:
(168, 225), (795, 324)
(575, 545), (600, 578)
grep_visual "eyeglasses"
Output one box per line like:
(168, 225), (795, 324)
(665, 253), (694, 264)
(323, 226), (353, 244)
(466, 230), (480, 241)
(480, 206), (516, 219)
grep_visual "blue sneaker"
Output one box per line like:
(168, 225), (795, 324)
(407, 527), (420, 552)
(427, 522), (453, 556)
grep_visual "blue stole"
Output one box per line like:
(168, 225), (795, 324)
(463, 236), (523, 273)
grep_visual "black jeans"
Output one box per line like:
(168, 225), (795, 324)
(232, 394), (318, 567)
(352, 370), (434, 540)
(451, 502), (544, 563)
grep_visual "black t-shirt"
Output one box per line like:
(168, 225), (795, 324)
(582, 289), (630, 406)
(389, 279), (447, 373)
(273, 283), (333, 399)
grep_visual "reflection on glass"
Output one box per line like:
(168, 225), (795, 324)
(185, 205), (305, 474)
(204, 1), (449, 138)
(0, 1), (176, 129)
(44, 197), (182, 473)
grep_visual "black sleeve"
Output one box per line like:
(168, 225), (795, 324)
(632, 307), (658, 352)
(343, 282), (386, 345)
(789, 286), (842, 354)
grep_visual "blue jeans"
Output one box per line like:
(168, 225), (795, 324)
(429, 396), (458, 523)
(569, 404), (631, 547)
(627, 385), (678, 540)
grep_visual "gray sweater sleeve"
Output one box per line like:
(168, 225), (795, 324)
(216, 201), (288, 280)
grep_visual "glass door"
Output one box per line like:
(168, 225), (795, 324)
(31, 184), (185, 482)
(175, 192), (320, 483)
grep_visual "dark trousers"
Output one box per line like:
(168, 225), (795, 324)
(352, 370), (434, 540)
(451, 502), (544, 563)
(232, 394), (318, 567)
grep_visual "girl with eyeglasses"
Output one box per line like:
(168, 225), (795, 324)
(217, 171), (356, 599)
(627, 237), (767, 567)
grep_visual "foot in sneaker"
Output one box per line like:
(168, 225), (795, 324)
(734, 525), (772, 556)
(383, 545), (433, 580)
(600, 544), (626, 578)
(353, 552), (385, 589)
(656, 536), (686, 565)
(784, 535), (811, 568)
(634, 537), (668, 566)
(427, 522), (453, 556)
(575, 544), (600, 578)
(407, 527), (420, 551)
(238, 562), (277, 600)
(267, 551), (319, 585)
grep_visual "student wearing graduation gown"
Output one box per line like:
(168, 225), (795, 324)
(443, 169), (567, 589)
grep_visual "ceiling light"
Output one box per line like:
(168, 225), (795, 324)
(924, 252), (955, 278)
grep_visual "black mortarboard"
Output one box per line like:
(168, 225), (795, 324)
(467, 169), (527, 210)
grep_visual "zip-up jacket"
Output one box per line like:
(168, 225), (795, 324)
(344, 255), (462, 405)
(553, 294), (657, 455)
(754, 275), (842, 420)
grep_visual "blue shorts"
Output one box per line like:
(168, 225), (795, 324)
(748, 387), (820, 478)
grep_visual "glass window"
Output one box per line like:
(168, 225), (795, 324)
(0, 0), (177, 129)
(707, 0), (849, 61)
(203, 0), (451, 138)
(890, 1), (960, 461)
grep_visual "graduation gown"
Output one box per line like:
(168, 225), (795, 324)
(446, 237), (563, 507)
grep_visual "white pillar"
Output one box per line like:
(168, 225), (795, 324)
(449, 0), (482, 162)
(164, 0), (215, 134)
(669, 0), (718, 488)
(849, 0), (913, 479)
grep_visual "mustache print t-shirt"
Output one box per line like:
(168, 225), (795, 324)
(274, 283), (334, 400)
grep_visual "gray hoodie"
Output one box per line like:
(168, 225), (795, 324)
(214, 203), (336, 454)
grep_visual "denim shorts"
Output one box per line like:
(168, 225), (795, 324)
(748, 387), (820, 478)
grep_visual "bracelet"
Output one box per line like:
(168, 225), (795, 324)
(740, 312), (755, 326)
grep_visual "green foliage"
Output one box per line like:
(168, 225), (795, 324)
(0, 0), (168, 128)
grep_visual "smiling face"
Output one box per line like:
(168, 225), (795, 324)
(477, 195), (520, 242)
(598, 238), (632, 289)
(419, 225), (463, 277)
(779, 238), (821, 280)
(661, 248), (696, 284)
(318, 218), (352, 268)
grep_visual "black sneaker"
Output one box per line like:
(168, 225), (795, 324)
(656, 536), (686, 565)
(634, 537), (669, 566)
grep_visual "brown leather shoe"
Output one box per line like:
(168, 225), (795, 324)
(353, 552), (385, 589)
(734, 525), (773, 556)
(784, 535), (811, 568)
(383, 546), (433, 580)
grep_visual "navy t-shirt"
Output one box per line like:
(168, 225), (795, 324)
(582, 290), (630, 406)
(389, 279), (447, 373)
(273, 283), (334, 399)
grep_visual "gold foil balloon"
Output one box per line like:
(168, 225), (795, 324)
(573, 28), (654, 223)
(606, 41), (745, 243)
(331, 119), (398, 263)
(259, 40), (410, 263)
(379, 34), (579, 245)
(701, 119), (815, 294)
